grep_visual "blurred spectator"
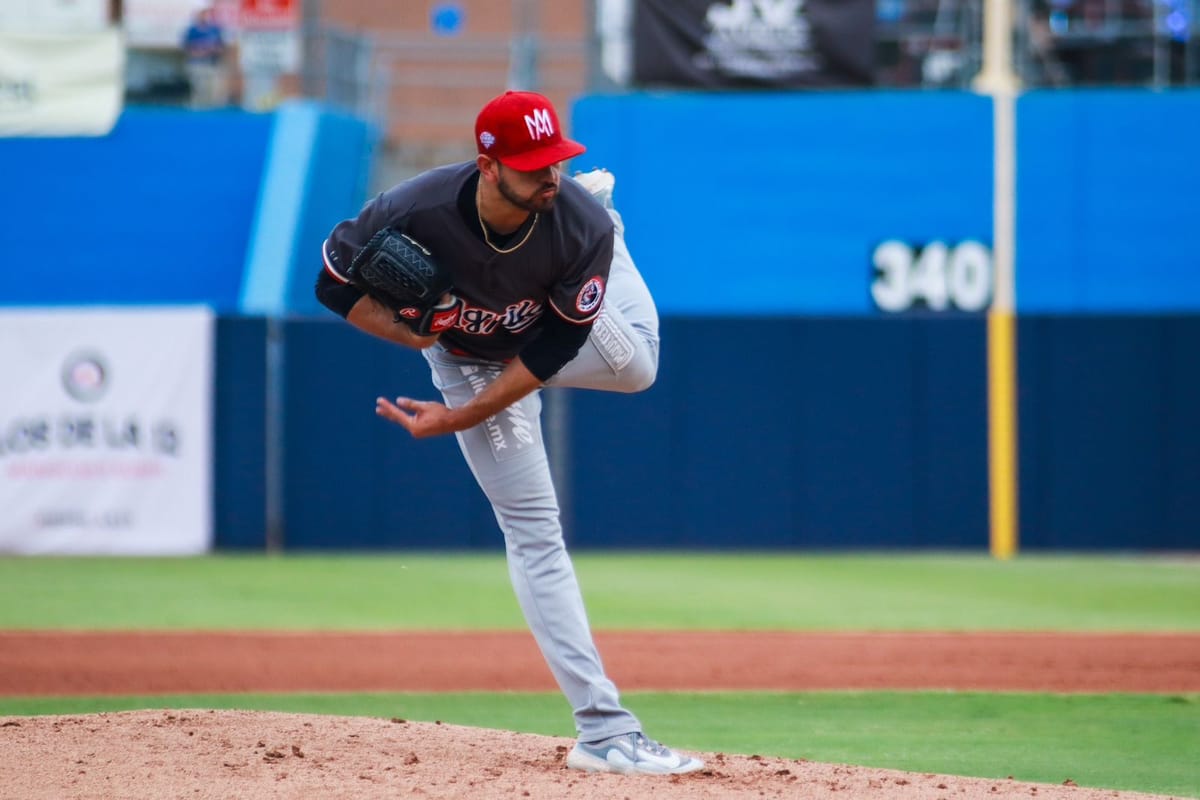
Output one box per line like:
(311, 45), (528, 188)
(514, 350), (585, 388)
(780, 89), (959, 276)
(1157, 0), (1191, 83)
(181, 6), (229, 108)
(1028, 0), (1193, 85)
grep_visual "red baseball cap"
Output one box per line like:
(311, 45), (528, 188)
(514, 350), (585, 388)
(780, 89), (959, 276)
(475, 90), (586, 172)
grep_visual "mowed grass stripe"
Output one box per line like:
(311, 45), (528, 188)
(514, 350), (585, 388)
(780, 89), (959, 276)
(0, 553), (1196, 631)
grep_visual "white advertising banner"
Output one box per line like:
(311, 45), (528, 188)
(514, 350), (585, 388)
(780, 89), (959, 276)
(0, 0), (109, 33)
(0, 29), (124, 137)
(0, 308), (214, 555)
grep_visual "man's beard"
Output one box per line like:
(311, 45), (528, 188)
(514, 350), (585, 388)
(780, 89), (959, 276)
(498, 171), (557, 213)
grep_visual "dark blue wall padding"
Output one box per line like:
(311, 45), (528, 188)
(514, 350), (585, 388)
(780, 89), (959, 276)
(1017, 90), (1200, 312)
(566, 316), (990, 549)
(217, 314), (1197, 551)
(277, 318), (500, 550)
(213, 316), (269, 549)
(269, 319), (993, 552)
(1017, 315), (1200, 549)
(571, 91), (994, 315)
(0, 108), (272, 309)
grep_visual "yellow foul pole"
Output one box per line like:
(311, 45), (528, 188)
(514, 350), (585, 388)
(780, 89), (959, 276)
(972, 0), (1020, 559)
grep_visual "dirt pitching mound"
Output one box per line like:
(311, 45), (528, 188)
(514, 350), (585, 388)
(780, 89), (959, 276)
(0, 709), (1180, 800)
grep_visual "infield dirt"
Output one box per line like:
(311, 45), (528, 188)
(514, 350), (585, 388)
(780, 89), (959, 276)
(1, 631), (1197, 799)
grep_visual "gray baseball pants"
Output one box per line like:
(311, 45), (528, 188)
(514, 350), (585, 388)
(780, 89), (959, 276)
(422, 209), (658, 742)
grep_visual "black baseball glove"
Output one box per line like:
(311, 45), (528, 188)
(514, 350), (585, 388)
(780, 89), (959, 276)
(346, 227), (462, 336)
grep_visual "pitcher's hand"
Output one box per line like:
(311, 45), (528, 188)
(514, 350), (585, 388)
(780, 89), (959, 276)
(375, 396), (461, 438)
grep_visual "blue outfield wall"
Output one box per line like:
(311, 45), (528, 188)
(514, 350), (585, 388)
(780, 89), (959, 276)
(0, 102), (374, 314)
(277, 320), (499, 550)
(213, 316), (270, 548)
(4, 93), (1198, 551)
(0, 108), (272, 309)
(3, 92), (1190, 315)
(212, 315), (1199, 551)
(214, 316), (991, 551)
(241, 103), (378, 316)
(1017, 91), (1200, 312)
(573, 89), (1200, 315)
(565, 316), (991, 549)
(572, 91), (995, 315)
(1017, 316), (1200, 550)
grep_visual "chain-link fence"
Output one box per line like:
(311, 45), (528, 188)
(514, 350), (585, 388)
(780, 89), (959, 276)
(298, 0), (1199, 177)
(876, 0), (1196, 89)
(1018, 0), (1197, 86)
(301, 22), (587, 177)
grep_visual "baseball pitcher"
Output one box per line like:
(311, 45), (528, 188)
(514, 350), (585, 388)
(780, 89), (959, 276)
(314, 90), (703, 776)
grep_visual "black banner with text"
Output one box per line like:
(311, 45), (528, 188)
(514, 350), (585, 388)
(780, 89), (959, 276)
(633, 0), (875, 88)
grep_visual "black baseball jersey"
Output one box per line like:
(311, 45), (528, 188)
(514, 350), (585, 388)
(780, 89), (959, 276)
(322, 162), (614, 364)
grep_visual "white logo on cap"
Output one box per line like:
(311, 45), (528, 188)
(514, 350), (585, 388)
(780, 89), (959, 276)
(480, 131), (496, 149)
(524, 108), (554, 141)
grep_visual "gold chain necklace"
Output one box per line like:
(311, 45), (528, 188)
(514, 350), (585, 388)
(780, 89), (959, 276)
(477, 205), (538, 254)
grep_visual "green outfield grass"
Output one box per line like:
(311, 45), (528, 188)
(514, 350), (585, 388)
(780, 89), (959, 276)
(1, 691), (1196, 797)
(0, 552), (1196, 630)
(2, 553), (1197, 796)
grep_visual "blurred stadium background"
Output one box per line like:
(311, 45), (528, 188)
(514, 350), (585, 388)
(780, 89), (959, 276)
(0, 0), (1198, 556)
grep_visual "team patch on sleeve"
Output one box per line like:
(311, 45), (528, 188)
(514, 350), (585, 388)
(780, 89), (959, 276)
(575, 276), (605, 315)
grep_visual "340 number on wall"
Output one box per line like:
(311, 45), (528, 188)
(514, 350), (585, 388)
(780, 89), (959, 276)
(871, 240), (993, 312)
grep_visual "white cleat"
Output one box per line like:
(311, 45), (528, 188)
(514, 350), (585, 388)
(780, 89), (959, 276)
(566, 731), (705, 776)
